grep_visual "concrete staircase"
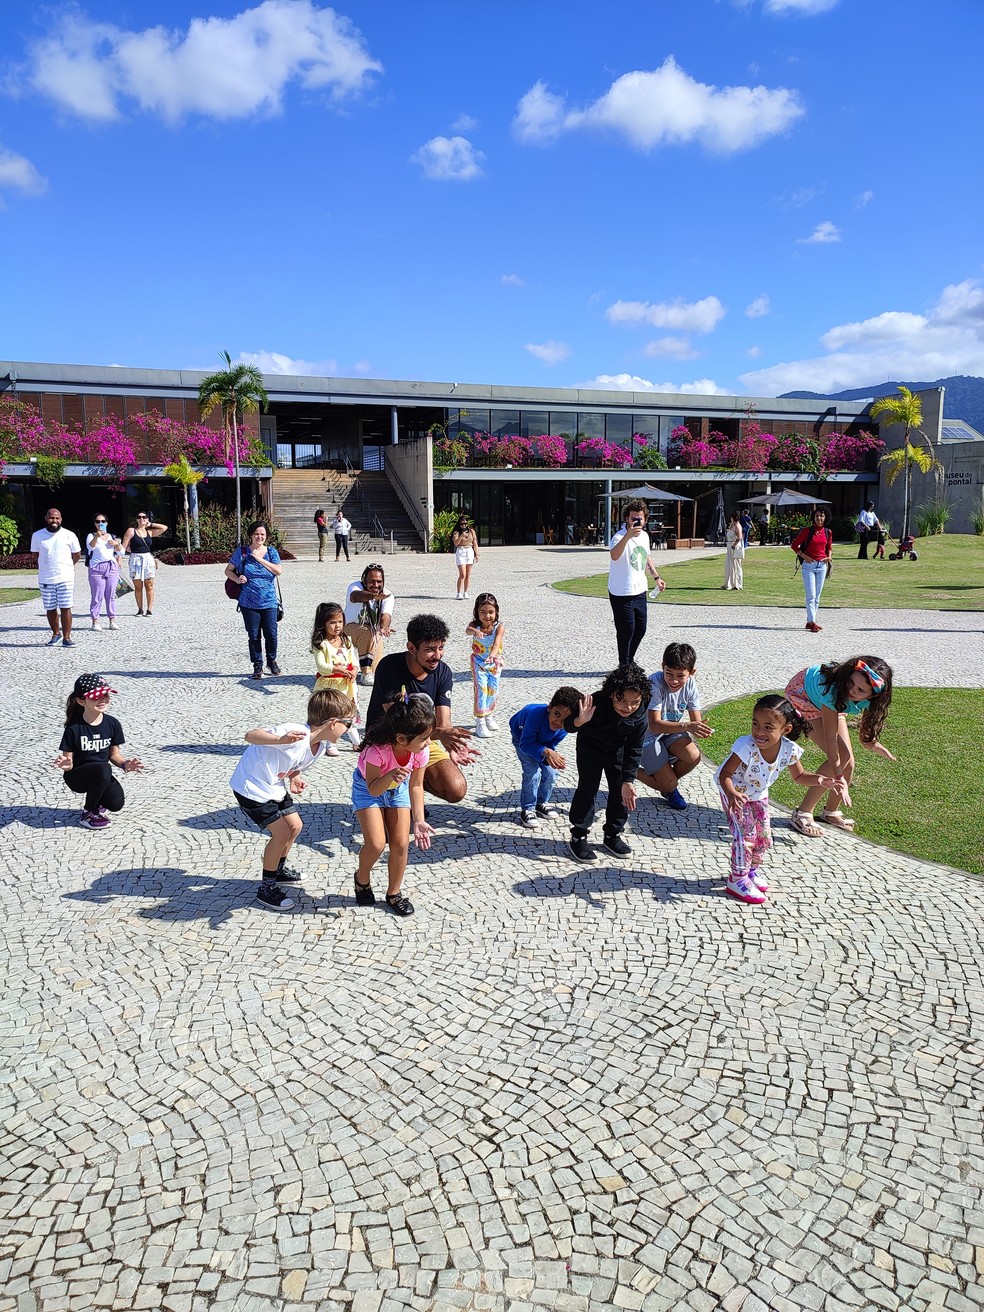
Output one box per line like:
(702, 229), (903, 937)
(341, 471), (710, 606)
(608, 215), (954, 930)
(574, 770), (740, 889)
(271, 468), (424, 559)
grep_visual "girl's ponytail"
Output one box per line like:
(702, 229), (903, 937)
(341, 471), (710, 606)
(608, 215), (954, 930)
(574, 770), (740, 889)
(64, 691), (84, 728)
(753, 694), (810, 741)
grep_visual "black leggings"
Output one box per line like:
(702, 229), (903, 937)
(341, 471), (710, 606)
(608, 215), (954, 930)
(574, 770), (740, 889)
(609, 591), (648, 665)
(63, 764), (125, 813)
(570, 745), (628, 839)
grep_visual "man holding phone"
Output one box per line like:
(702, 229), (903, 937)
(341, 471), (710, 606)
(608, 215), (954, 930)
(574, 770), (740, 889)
(607, 499), (665, 663)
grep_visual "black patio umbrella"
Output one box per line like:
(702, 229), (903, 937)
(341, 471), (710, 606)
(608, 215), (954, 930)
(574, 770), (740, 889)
(738, 490), (832, 508)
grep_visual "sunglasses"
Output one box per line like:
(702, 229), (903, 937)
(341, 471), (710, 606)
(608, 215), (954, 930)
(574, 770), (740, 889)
(332, 717), (355, 728)
(95, 519), (107, 525)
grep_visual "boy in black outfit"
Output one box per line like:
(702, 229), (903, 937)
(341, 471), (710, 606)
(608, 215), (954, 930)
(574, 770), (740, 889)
(569, 662), (651, 862)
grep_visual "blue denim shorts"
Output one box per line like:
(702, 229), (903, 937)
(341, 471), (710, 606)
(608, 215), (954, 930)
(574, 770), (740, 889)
(351, 768), (410, 811)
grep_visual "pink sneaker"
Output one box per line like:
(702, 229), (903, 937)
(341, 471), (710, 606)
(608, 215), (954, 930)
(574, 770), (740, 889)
(749, 867), (770, 893)
(726, 875), (766, 905)
(324, 741), (340, 757)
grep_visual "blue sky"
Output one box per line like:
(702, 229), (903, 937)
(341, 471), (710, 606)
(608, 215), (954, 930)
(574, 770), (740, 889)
(2, 0), (983, 397)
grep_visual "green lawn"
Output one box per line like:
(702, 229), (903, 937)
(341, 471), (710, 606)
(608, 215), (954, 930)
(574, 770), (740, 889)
(554, 533), (984, 610)
(0, 588), (38, 605)
(700, 688), (984, 877)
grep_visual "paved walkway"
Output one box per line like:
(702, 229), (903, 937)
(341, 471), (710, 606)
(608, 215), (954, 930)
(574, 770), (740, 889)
(2, 547), (982, 1312)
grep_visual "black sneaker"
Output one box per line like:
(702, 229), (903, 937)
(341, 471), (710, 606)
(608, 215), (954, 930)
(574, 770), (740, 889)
(385, 891), (415, 917)
(274, 866), (303, 883)
(603, 833), (632, 857)
(267, 661), (282, 675)
(568, 836), (597, 863)
(250, 667), (263, 681)
(256, 882), (293, 911)
(354, 874), (376, 906)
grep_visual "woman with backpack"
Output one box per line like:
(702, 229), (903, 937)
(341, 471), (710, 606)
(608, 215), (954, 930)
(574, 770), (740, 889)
(791, 508), (833, 632)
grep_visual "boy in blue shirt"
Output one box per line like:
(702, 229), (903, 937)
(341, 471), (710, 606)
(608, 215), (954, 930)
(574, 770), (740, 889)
(636, 642), (714, 811)
(510, 686), (591, 828)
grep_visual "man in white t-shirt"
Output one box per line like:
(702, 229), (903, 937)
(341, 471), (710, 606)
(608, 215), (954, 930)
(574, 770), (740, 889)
(30, 507), (82, 648)
(607, 500), (664, 664)
(343, 563), (395, 685)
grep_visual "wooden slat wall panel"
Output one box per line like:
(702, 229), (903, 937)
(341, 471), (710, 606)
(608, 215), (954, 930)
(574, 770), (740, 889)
(104, 395), (126, 419)
(42, 393), (65, 422)
(61, 395), (85, 426)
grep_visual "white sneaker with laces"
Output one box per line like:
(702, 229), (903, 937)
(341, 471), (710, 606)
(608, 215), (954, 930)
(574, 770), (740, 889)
(520, 811), (540, 829)
(108, 620), (119, 631)
(726, 875), (767, 905)
(485, 717), (499, 733)
(91, 619), (101, 630)
(474, 718), (491, 738)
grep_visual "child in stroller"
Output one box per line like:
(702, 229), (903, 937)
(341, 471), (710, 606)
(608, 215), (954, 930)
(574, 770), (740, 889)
(889, 531), (918, 560)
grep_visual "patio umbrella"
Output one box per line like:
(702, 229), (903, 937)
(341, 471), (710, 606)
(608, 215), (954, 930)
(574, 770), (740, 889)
(711, 488), (726, 545)
(613, 483), (693, 502)
(738, 490), (832, 508)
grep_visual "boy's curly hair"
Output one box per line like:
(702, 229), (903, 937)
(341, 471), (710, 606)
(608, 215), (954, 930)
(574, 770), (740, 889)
(549, 686), (584, 717)
(600, 662), (651, 705)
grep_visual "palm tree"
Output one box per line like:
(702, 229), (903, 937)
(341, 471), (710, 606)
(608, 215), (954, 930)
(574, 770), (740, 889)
(871, 386), (938, 544)
(163, 453), (205, 553)
(197, 351), (269, 544)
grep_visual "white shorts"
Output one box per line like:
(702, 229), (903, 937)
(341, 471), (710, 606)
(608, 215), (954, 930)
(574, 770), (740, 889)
(455, 547), (475, 566)
(128, 553), (156, 581)
(40, 581), (73, 610)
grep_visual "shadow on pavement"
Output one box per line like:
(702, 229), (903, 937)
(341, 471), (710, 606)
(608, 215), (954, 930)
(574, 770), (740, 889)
(513, 862), (718, 910)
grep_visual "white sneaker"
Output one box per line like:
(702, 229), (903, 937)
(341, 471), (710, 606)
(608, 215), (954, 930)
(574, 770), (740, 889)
(520, 811), (540, 829)
(535, 803), (559, 819)
(108, 620), (119, 631)
(463, 591), (470, 599)
(726, 875), (767, 905)
(485, 717), (499, 733)
(346, 726), (362, 749)
(474, 719), (491, 738)
(749, 867), (770, 893)
(91, 619), (101, 630)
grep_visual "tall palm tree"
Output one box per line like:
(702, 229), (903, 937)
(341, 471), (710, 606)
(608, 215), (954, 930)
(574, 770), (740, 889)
(871, 386), (937, 544)
(197, 351), (269, 544)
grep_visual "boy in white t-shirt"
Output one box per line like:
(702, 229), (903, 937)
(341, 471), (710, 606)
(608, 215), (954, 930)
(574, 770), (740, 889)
(636, 642), (714, 811)
(230, 687), (356, 911)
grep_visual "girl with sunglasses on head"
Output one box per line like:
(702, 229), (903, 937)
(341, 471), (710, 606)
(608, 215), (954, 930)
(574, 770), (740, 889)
(452, 515), (479, 600)
(465, 592), (505, 738)
(53, 674), (143, 830)
(86, 512), (123, 630)
(352, 692), (436, 917)
(121, 511), (168, 616)
(784, 655), (896, 837)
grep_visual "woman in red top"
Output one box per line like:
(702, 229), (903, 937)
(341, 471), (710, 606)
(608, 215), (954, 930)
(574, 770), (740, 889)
(791, 508), (833, 631)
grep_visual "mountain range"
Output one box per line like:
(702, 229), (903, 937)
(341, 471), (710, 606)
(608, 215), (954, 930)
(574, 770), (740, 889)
(779, 374), (984, 434)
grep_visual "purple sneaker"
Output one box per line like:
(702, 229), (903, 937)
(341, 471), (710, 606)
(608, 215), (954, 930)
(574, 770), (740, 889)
(80, 809), (110, 830)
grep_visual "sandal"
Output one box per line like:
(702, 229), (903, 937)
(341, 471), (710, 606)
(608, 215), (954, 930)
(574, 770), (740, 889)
(790, 811), (823, 838)
(385, 891), (415, 917)
(354, 874), (375, 906)
(819, 809), (855, 831)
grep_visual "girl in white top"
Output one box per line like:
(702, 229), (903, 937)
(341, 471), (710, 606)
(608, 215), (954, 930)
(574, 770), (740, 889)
(86, 512), (123, 630)
(716, 694), (841, 906)
(452, 516), (479, 600)
(607, 499), (664, 664)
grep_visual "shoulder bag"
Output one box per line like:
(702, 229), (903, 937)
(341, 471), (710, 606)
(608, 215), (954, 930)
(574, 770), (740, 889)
(225, 547), (243, 601)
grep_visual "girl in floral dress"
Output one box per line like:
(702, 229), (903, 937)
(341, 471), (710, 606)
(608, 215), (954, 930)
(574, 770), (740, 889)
(466, 592), (505, 739)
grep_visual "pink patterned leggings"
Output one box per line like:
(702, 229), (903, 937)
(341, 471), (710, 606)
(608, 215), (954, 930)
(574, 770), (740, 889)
(719, 794), (772, 878)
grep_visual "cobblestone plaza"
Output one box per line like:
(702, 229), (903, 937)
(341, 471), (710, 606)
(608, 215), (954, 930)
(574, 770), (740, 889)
(2, 547), (983, 1312)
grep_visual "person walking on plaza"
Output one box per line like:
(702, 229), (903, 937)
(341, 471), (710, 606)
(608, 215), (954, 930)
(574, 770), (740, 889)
(607, 500), (664, 664)
(86, 512), (123, 630)
(31, 507), (81, 647)
(314, 507), (329, 562)
(452, 515), (479, 599)
(121, 511), (167, 616)
(739, 508), (752, 548)
(332, 509), (352, 562)
(344, 564), (395, 685)
(856, 501), (881, 559)
(791, 508), (833, 632)
(224, 520), (283, 680)
(723, 511), (745, 591)
(54, 673), (143, 829)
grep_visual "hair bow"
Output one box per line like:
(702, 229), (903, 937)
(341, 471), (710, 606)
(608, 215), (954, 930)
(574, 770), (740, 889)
(854, 660), (885, 693)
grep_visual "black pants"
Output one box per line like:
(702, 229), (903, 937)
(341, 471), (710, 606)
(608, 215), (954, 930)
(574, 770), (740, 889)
(609, 591), (647, 665)
(858, 529), (871, 559)
(64, 764), (125, 813)
(570, 745), (628, 839)
(335, 533), (350, 561)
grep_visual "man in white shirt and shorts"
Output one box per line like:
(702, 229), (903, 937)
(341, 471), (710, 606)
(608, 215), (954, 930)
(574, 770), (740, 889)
(30, 507), (82, 648)
(344, 563), (395, 686)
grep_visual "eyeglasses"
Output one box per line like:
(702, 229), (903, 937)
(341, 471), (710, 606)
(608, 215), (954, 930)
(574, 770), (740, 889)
(332, 718), (355, 728)
(137, 515), (149, 520)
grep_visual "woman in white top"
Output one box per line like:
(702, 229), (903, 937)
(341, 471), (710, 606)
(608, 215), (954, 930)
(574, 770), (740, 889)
(607, 499), (664, 664)
(333, 510), (352, 562)
(452, 516), (479, 600)
(723, 511), (745, 591)
(86, 512), (123, 630)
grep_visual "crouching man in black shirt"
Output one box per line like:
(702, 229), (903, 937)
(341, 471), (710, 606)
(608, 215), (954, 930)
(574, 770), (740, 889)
(364, 613), (480, 802)
(568, 662), (651, 863)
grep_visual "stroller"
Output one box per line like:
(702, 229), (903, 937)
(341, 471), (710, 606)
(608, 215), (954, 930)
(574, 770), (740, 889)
(888, 530), (918, 561)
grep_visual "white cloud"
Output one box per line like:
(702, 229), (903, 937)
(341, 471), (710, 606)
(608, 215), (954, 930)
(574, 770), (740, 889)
(745, 294), (770, 319)
(513, 58), (803, 154)
(855, 189), (874, 208)
(799, 220), (841, 244)
(739, 278), (984, 394)
(0, 145), (47, 196)
(606, 295), (726, 333)
(238, 350), (338, 376)
(525, 340), (570, 365)
(411, 135), (484, 180)
(452, 113), (478, 132)
(746, 345), (762, 358)
(764, 0), (839, 12)
(779, 183), (825, 208)
(22, 1), (381, 122)
(643, 336), (699, 360)
(501, 273), (525, 287)
(577, 373), (730, 395)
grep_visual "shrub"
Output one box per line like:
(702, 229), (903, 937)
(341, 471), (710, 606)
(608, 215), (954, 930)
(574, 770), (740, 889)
(0, 515), (19, 556)
(820, 430), (884, 472)
(634, 435), (667, 470)
(194, 501), (288, 553)
(531, 433), (569, 465)
(34, 455), (66, 488)
(0, 553), (39, 570)
(971, 495), (984, 536)
(915, 497), (951, 536)
(576, 436), (632, 467)
(156, 547), (296, 565)
(430, 507), (461, 553)
(768, 432), (820, 474)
